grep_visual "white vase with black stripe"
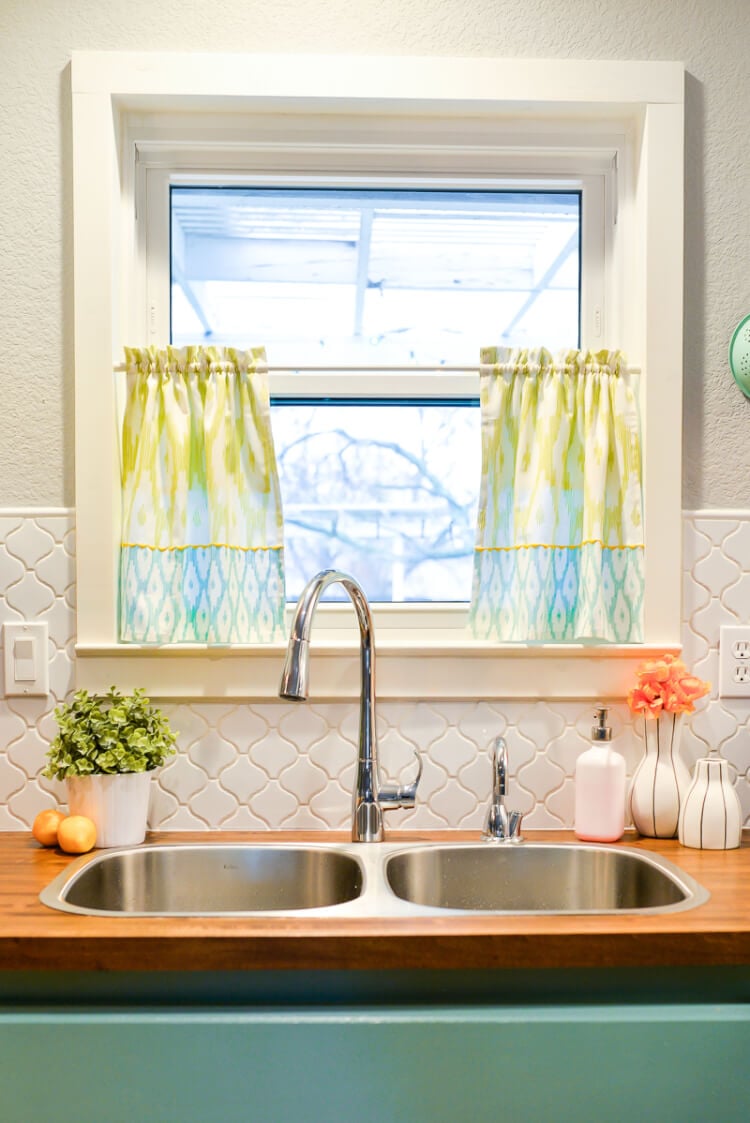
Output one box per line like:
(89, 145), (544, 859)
(628, 712), (691, 838)
(678, 754), (743, 850)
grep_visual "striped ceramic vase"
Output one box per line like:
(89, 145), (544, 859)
(678, 755), (743, 850)
(628, 712), (691, 838)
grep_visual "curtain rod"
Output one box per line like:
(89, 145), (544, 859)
(112, 362), (642, 374)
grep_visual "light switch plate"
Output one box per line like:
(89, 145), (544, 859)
(3, 622), (49, 697)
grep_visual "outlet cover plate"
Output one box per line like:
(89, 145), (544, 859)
(719, 625), (750, 698)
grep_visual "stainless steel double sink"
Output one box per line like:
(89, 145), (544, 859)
(40, 840), (709, 918)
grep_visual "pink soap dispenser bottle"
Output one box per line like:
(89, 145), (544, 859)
(574, 706), (625, 842)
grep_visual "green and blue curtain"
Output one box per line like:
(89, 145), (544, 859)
(119, 346), (285, 643)
(469, 347), (644, 643)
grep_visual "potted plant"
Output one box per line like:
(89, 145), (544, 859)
(44, 686), (177, 847)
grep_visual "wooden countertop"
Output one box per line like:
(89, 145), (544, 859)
(2, 830), (749, 972)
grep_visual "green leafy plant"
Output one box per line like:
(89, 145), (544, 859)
(43, 687), (178, 780)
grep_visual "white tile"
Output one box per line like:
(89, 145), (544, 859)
(692, 518), (740, 549)
(33, 515), (73, 542)
(217, 705), (269, 752)
(410, 757), (449, 806)
(158, 756), (209, 802)
(721, 574), (750, 622)
(34, 545), (74, 598)
(249, 781), (299, 827)
(5, 521), (56, 569)
(187, 730), (239, 779)
(189, 782), (239, 827)
(689, 701), (738, 755)
(691, 598), (739, 647)
(682, 521), (712, 570)
(219, 805), (276, 831)
(428, 730), (477, 777)
(0, 757), (27, 802)
(0, 706), (28, 748)
(277, 705), (331, 751)
(219, 755), (270, 805)
(278, 754), (329, 805)
(721, 522), (750, 569)
(5, 572), (56, 617)
(148, 783), (180, 827)
(517, 703), (566, 748)
(249, 731), (298, 777)
(545, 778), (575, 826)
(158, 804), (210, 830)
(693, 548), (741, 598)
(428, 780), (477, 824)
(720, 726), (750, 774)
(39, 597), (76, 649)
(387, 702), (449, 750)
(456, 751), (492, 802)
(517, 752), (565, 804)
(6, 728), (49, 780)
(9, 780), (56, 827)
(308, 783), (349, 829)
(0, 546), (24, 591)
(545, 727), (589, 777)
(308, 735), (357, 780)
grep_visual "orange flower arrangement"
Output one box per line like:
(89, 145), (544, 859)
(627, 653), (710, 718)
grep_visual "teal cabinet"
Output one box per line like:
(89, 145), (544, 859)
(2, 971), (749, 1123)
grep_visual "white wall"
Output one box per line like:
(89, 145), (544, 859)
(0, 0), (749, 507)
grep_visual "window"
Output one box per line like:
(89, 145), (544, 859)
(168, 185), (582, 604)
(72, 53), (685, 699)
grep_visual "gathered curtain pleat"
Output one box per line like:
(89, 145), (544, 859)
(469, 347), (644, 643)
(119, 345), (285, 643)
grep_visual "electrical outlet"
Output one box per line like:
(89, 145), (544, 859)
(719, 625), (750, 697)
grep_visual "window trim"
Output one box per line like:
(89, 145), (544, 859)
(72, 52), (685, 700)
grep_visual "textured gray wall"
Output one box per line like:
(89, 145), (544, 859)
(1, 0), (748, 507)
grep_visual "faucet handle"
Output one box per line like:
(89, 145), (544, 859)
(378, 749), (422, 810)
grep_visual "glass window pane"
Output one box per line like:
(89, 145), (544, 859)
(272, 402), (480, 602)
(171, 187), (581, 360)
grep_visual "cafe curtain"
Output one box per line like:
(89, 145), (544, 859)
(468, 347), (644, 643)
(119, 345), (285, 643)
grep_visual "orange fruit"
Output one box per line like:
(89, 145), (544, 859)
(32, 808), (66, 847)
(57, 814), (97, 854)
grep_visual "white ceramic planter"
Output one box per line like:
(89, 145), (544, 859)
(66, 772), (152, 848)
(678, 756), (743, 850)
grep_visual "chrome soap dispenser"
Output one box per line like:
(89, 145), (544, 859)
(574, 706), (626, 842)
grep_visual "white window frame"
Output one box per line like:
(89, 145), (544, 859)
(72, 52), (684, 701)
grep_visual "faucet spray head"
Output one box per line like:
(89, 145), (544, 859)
(279, 636), (310, 700)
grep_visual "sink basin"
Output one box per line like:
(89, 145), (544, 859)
(40, 840), (708, 917)
(384, 843), (709, 914)
(40, 844), (364, 916)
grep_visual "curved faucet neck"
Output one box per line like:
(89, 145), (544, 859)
(280, 569), (420, 843)
(279, 569), (378, 831)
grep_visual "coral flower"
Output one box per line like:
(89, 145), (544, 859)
(627, 655), (710, 717)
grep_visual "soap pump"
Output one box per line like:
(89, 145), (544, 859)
(574, 706), (626, 843)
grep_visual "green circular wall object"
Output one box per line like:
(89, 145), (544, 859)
(729, 314), (750, 399)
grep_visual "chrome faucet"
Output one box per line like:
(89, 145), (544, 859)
(279, 569), (422, 843)
(482, 736), (524, 842)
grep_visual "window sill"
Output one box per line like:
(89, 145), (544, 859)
(75, 640), (680, 702)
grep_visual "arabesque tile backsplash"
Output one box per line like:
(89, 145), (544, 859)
(1, 509), (749, 832)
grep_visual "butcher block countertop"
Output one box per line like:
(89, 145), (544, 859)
(2, 830), (749, 972)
